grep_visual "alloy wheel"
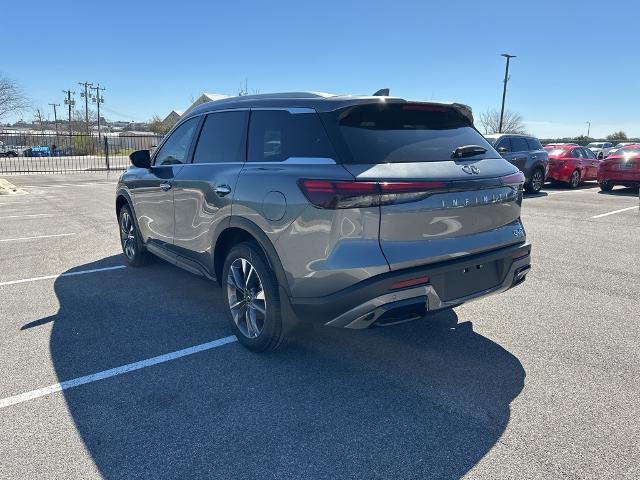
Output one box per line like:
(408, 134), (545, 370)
(571, 170), (580, 188)
(531, 170), (544, 192)
(227, 258), (267, 339)
(120, 210), (136, 259)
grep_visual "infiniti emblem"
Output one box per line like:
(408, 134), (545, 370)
(462, 165), (480, 175)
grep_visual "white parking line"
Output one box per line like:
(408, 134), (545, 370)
(0, 336), (237, 409)
(0, 265), (126, 287)
(0, 213), (53, 219)
(591, 206), (638, 219)
(0, 233), (76, 243)
(19, 182), (117, 189)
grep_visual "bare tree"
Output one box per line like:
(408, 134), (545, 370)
(0, 74), (30, 120)
(478, 109), (527, 135)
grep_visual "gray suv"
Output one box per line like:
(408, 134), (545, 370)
(484, 134), (549, 193)
(116, 93), (531, 351)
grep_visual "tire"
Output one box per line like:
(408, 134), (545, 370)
(568, 170), (581, 189)
(222, 241), (287, 352)
(599, 181), (614, 192)
(524, 168), (545, 193)
(118, 204), (149, 267)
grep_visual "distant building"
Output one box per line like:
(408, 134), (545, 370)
(183, 93), (229, 116)
(163, 110), (183, 126)
(161, 92), (229, 128)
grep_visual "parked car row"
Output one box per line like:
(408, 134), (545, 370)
(544, 144), (640, 191)
(481, 135), (639, 193)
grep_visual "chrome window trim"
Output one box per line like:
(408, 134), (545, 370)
(185, 157), (337, 166)
(250, 107), (316, 114)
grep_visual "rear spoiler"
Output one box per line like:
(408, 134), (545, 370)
(371, 89), (474, 125)
(451, 103), (474, 125)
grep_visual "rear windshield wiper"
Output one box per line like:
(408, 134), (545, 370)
(452, 145), (487, 159)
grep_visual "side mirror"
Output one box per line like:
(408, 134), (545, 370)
(129, 149), (151, 168)
(497, 146), (508, 154)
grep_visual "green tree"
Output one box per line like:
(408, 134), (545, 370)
(149, 115), (171, 135)
(574, 135), (591, 143)
(606, 131), (628, 141)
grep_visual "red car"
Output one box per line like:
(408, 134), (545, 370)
(544, 145), (601, 188)
(598, 144), (640, 191)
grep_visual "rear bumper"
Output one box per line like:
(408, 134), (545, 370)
(288, 242), (532, 329)
(598, 172), (640, 185)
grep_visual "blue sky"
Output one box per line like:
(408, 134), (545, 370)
(3, 0), (639, 138)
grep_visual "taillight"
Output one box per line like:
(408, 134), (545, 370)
(500, 172), (525, 185)
(298, 180), (447, 209)
(298, 180), (379, 209)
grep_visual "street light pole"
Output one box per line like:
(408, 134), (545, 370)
(586, 121), (591, 138)
(498, 53), (516, 133)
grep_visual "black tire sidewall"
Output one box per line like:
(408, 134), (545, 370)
(118, 204), (147, 267)
(222, 242), (283, 352)
(599, 181), (613, 192)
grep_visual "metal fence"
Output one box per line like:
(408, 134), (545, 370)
(0, 132), (163, 174)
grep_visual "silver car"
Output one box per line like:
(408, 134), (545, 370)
(116, 92), (531, 351)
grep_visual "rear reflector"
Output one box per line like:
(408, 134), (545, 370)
(390, 276), (430, 290)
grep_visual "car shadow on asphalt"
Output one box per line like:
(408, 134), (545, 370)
(41, 255), (525, 479)
(597, 187), (639, 197)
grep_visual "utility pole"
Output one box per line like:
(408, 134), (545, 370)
(49, 103), (60, 140)
(35, 109), (44, 132)
(91, 84), (105, 141)
(586, 121), (591, 138)
(62, 90), (75, 136)
(498, 53), (516, 133)
(79, 81), (93, 134)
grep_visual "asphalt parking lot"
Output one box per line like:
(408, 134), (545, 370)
(0, 174), (638, 479)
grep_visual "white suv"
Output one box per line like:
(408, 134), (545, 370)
(587, 142), (613, 159)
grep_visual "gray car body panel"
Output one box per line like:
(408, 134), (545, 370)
(116, 92), (531, 326)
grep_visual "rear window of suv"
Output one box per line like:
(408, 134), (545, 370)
(322, 103), (496, 163)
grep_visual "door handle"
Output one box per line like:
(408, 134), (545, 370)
(215, 184), (231, 197)
(159, 182), (172, 191)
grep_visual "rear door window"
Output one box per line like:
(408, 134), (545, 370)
(248, 110), (336, 162)
(322, 103), (497, 163)
(526, 137), (543, 150)
(510, 137), (529, 152)
(192, 111), (248, 164)
(583, 148), (597, 159)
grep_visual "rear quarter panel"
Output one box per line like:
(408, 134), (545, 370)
(233, 163), (390, 298)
